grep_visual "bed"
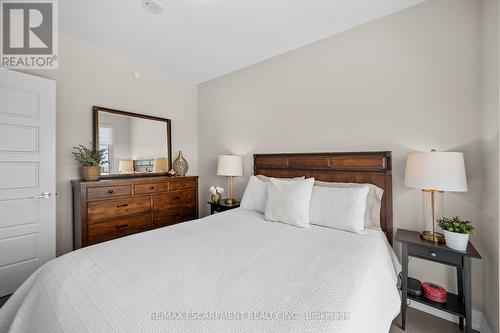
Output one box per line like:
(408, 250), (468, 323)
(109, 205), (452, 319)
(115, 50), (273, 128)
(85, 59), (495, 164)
(0, 152), (400, 333)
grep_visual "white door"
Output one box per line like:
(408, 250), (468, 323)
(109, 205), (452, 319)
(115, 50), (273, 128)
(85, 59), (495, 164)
(0, 69), (56, 297)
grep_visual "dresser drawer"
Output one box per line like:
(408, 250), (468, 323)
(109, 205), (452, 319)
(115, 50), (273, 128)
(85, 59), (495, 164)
(153, 190), (196, 210)
(134, 183), (168, 194)
(87, 185), (131, 200)
(169, 179), (196, 191)
(87, 196), (152, 223)
(154, 207), (197, 227)
(87, 215), (153, 245)
(408, 244), (462, 266)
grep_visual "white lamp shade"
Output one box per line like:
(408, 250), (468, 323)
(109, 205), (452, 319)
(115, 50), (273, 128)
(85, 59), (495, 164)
(153, 157), (168, 172)
(404, 151), (468, 192)
(217, 155), (243, 176)
(118, 160), (134, 173)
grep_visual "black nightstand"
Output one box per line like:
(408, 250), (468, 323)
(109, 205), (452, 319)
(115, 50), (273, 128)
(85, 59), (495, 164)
(395, 229), (481, 332)
(208, 200), (240, 215)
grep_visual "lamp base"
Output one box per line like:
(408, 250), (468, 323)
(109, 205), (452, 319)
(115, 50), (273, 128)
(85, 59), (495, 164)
(225, 198), (236, 205)
(421, 231), (445, 243)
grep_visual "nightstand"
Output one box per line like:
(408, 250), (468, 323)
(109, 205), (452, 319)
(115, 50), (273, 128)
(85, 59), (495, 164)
(208, 200), (240, 215)
(395, 229), (481, 333)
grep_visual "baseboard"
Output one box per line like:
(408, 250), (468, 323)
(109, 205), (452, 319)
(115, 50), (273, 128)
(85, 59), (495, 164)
(480, 315), (494, 333)
(408, 300), (491, 332)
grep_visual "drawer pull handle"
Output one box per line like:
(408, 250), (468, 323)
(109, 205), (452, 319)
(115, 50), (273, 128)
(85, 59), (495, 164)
(108, 189), (114, 194)
(430, 252), (437, 257)
(116, 204), (129, 208)
(174, 196), (181, 200)
(150, 186), (155, 190)
(116, 224), (129, 229)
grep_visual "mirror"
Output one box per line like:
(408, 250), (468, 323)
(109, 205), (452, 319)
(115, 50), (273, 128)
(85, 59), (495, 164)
(93, 106), (172, 177)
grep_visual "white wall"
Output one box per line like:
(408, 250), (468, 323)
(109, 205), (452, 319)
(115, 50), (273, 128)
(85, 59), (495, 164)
(199, 0), (486, 315)
(129, 117), (167, 160)
(27, 34), (198, 255)
(479, 0), (500, 331)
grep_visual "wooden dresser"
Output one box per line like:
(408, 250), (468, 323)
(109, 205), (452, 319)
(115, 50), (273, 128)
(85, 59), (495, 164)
(72, 176), (198, 249)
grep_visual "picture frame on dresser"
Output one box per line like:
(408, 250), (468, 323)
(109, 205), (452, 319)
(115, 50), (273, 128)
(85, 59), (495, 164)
(72, 176), (198, 249)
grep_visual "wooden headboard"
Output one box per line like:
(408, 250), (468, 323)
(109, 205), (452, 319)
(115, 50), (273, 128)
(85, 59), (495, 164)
(253, 151), (393, 243)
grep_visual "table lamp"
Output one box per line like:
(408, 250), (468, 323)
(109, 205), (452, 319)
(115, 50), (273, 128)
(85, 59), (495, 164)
(118, 160), (134, 173)
(404, 150), (468, 243)
(217, 155), (242, 205)
(153, 157), (168, 173)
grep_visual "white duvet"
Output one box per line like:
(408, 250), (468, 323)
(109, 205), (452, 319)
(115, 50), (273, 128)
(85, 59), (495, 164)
(0, 209), (400, 333)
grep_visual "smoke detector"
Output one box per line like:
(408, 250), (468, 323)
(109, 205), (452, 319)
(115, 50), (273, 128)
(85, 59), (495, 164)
(142, 0), (163, 15)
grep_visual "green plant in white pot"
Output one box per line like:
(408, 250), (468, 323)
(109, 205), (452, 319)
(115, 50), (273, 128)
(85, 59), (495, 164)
(437, 216), (475, 251)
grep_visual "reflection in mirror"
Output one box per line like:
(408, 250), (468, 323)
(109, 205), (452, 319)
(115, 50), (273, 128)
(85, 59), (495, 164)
(94, 107), (171, 176)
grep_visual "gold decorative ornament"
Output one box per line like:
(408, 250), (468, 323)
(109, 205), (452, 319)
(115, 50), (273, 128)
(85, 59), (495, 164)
(173, 151), (189, 176)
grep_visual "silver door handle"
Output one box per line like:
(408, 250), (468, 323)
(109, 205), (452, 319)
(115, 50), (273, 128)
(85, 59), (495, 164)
(32, 192), (51, 199)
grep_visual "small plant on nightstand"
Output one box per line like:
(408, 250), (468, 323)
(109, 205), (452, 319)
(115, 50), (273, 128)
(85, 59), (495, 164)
(438, 216), (475, 251)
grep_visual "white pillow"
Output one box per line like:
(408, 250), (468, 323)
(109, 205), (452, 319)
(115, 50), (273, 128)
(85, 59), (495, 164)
(309, 185), (369, 234)
(264, 178), (315, 228)
(314, 180), (383, 230)
(240, 176), (268, 213)
(240, 175), (306, 213)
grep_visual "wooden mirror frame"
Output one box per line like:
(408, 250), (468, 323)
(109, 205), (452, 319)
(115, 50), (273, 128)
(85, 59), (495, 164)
(93, 106), (172, 178)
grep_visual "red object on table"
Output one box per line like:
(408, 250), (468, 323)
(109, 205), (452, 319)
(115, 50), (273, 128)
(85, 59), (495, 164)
(422, 282), (447, 303)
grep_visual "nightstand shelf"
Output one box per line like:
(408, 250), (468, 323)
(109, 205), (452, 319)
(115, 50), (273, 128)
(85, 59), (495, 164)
(208, 201), (240, 215)
(395, 228), (480, 333)
(407, 290), (464, 317)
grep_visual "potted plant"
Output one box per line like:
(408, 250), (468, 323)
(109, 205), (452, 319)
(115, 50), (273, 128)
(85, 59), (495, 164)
(437, 216), (475, 251)
(72, 143), (107, 181)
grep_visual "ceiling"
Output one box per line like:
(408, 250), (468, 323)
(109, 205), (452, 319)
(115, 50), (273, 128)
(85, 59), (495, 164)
(61, 0), (426, 83)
